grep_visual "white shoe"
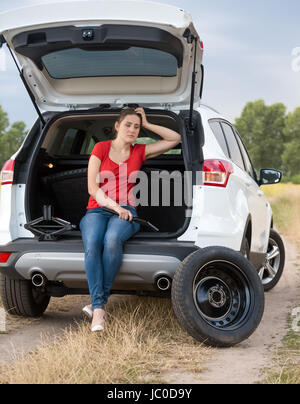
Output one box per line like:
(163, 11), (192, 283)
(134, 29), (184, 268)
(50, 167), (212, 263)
(91, 309), (106, 332)
(91, 323), (105, 332)
(82, 305), (93, 319)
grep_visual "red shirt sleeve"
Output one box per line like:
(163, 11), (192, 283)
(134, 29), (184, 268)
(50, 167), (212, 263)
(136, 144), (146, 164)
(90, 142), (107, 161)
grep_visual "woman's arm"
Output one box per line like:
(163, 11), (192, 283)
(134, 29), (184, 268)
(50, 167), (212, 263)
(135, 108), (181, 160)
(88, 155), (133, 221)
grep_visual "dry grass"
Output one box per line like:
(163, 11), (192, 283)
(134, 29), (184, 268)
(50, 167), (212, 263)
(262, 183), (300, 251)
(0, 297), (210, 384)
(262, 328), (300, 384)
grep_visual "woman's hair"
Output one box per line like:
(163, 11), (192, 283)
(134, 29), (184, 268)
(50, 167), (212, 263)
(113, 109), (142, 138)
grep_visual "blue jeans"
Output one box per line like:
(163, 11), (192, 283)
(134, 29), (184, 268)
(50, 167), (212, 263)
(79, 205), (140, 310)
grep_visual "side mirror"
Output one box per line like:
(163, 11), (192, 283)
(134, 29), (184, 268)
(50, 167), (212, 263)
(258, 169), (282, 186)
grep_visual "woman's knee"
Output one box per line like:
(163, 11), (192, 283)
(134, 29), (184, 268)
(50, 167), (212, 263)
(84, 238), (104, 256)
(80, 214), (93, 234)
(81, 212), (107, 240)
(103, 233), (122, 252)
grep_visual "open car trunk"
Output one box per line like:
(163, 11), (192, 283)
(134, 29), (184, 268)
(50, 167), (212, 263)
(2, 1), (204, 239)
(26, 110), (192, 239)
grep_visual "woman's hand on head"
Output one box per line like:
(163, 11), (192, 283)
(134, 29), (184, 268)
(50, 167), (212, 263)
(135, 107), (149, 128)
(114, 206), (134, 222)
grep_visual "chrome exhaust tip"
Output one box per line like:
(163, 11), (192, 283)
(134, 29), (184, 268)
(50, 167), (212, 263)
(156, 277), (172, 292)
(32, 273), (47, 288)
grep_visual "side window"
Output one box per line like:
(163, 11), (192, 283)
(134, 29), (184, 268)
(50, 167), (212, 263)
(58, 129), (78, 155)
(234, 129), (257, 180)
(209, 121), (230, 158)
(135, 137), (181, 155)
(221, 122), (245, 170)
(85, 137), (96, 155)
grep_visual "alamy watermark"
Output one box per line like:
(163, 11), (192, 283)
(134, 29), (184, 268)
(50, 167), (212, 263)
(95, 167), (206, 218)
(291, 307), (300, 332)
(292, 47), (300, 72)
(0, 308), (6, 333)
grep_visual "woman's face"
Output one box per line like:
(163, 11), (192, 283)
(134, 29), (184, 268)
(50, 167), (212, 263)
(115, 115), (141, 143)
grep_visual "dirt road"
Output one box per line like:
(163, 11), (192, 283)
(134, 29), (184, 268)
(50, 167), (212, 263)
(196, 240), (300, 384)
(0, 239), (299, 383)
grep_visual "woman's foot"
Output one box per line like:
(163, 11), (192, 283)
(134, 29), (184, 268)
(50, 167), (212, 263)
(91, 308), (106, 332)
(82, 305), (93, 319)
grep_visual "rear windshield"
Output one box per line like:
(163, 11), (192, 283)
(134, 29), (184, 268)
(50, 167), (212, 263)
(51, 126), (181, 157)
(42, 47), (178, 79)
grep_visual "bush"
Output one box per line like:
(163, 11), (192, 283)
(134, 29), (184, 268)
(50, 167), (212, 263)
(282, 174), (300, 184)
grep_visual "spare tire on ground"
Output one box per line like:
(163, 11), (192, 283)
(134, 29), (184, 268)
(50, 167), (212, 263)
(171, 246), (265, 347)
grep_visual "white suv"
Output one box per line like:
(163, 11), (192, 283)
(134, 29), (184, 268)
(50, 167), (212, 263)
(0, 0), (284, 347)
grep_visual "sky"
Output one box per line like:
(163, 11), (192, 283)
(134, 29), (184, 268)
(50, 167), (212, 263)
(0, 0), (299, 130)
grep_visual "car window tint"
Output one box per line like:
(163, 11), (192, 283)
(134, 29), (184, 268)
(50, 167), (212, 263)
(58, 129), (78, 155)
(209, 121), (230, 158)
(221, 123), (245, 170)
(42, 47), (178, 79)
(85, 138), (96, 155)
(234, 129), (256, 180)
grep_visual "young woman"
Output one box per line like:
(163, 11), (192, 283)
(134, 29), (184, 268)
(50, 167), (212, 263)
(79, 108), (181, 332)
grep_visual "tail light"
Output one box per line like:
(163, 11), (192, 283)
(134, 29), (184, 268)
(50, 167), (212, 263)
(0, 159), (14, 186)
(0, 253), (11, 263)
(203, 160), (233, 188)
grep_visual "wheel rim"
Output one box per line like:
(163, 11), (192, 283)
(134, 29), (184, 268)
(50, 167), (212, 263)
(260, 238), (281, 286)
(193, 261), (251, 330)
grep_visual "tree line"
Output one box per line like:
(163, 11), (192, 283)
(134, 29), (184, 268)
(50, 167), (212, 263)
(0, 106), (27, 168)
(0, 100), (299, 182)
(235, 100), (300, 183)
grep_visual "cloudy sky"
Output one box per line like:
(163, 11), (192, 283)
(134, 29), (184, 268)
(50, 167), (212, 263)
(0, 0), (299, 129)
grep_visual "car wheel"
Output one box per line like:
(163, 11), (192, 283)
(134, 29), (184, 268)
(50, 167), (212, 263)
(171, 247), (265, 347)
(258, 229), (285, 292)
(0, 274), (50, 317)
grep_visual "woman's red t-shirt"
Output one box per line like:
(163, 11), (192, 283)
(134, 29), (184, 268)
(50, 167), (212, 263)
(86, 140), (146, 210)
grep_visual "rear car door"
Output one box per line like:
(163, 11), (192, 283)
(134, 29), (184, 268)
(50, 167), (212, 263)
(220, 121), (270, 253)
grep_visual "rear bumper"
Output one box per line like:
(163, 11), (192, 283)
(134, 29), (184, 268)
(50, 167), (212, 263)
(0, 238), (198, 291)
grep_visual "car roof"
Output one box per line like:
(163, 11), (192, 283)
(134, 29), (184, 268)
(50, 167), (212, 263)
(199, 104), (231, 123)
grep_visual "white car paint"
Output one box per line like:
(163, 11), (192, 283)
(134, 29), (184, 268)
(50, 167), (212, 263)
(0, 0), (203, 111)
(177, 107), (272, 255)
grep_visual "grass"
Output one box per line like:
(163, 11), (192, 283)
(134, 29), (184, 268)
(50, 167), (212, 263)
(261, 183), (300, 384)
(262, 316), (300, 384)
(262, 183), (300, 250)
(0, 296), (210, 384)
